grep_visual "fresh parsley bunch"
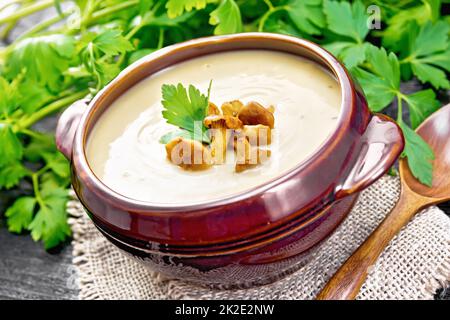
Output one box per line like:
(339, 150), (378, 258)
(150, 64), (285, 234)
(0, 0), (448, 249)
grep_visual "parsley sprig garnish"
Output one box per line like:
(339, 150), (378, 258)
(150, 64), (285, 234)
(160, 81), (212, 144)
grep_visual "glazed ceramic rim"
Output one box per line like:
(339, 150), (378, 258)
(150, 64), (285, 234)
(75, 33), (355, 212)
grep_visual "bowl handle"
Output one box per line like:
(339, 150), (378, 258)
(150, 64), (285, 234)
(335, 113), (405, 199)
(56, 99), (89, 161)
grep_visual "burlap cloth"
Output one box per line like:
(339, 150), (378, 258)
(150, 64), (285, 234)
(67, 176), (450, 299)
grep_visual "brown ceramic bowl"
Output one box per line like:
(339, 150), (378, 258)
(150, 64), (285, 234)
(56, 33), (404, 288)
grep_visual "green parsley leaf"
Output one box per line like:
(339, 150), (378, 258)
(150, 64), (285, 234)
(323, 0), (368, 43)
(0, 124), (23, 167)
(40, 172), (70, 191)
(286, 0), (325, 35)
(417, 48), (450, 73)
(96, 62), (121, 86)
(79, 30), (133, 90)
(5, 197), (36, 233)
(6, 35), (76, 91)
(398, 121), (434, 186)
(351, 45), (400, 111)
(144, 11), (195, 27)
(352, 45), (437, 185)
(0, 74), (53, 116)
(0, 76), (19, 116)
(166, 0), (217, 18)
(161, 82), (209, 134)
(323, 0), (369, 68)
(0, 162), (28, 189)
(382, 1), (440, 52)
(264, 16), (303, 37)
(28, 187), (71, 249)
(90, 30), (134, 56)
(209, 0), (243, 35)
(23, 135), (70, 179)
(24, 134), (57, 162)
(129, 49), (156, 64)
(403, 89), (440, 129)
(139, 0), (155, 17)
(18, 80), (54, 114)
(402, 21), (450, 89)
(42, 151), (71, 179)
(325, 41), (370, 69)
(352, 67), (395, 111)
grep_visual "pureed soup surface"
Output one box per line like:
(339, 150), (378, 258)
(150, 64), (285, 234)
(86, 50), (341, 204)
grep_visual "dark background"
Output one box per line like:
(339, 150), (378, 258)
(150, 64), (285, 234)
(0, 7), (449, 300)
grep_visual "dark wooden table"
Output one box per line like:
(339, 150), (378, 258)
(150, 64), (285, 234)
(0, 9), (449, 300)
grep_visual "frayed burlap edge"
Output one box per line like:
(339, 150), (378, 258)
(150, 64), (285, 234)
(67, 199), (100, 300)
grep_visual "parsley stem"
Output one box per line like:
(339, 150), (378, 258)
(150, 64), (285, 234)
(79, 0), (99, 30)
(399, 55), (415, 64)
(0, 21), (16, 39)
(9, 1), (139, 40)
(18, 128), (48, 140)
(258, 6), (287, 32)
(157, 28), (164, 49)
(125, 1), (163, 40)
(263, 0), (274, 10)
(17, 90), (89, 130)
(0, 0), (22, 12)
(0, 0), (54, 25)
(396, 94), (403, 123)
(16, 11), (69, 41)
(62, 0), (139, 35)
(86, 42), (103, 92)
(88, 0), (139, 24)
(36, 164), (50, 176)
(32, 172), (45, 208)
(116, 53), (127, 68)
(31, 166), (52, 210)
(126, 23), (143, 40)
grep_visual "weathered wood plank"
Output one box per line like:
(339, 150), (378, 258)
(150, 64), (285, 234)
(0, 227), (78, 300)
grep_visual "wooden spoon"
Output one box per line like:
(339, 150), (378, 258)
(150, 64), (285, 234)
(317, 104), (450, 300)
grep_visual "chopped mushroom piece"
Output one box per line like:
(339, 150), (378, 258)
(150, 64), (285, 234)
(207, 102), (220, 115)
(242, 124), (272, 145)
(238, 101), (275, 129)
(204, 115), (243, 130)
(221, 100), (244, 117)
(204, 115), (243, 164)
(234, 135), (271, 173)
(165, 137), (212, 170)
(203, 116), (225, 164)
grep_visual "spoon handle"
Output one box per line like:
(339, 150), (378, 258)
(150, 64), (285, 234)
(316, 187), (429, 300)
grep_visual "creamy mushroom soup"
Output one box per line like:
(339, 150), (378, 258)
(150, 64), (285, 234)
(86, 50), (341, 204)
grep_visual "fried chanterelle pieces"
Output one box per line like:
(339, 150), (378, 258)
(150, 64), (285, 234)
(165, 100), (274, 172)
(165, 137), (212, 171)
